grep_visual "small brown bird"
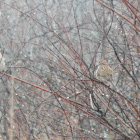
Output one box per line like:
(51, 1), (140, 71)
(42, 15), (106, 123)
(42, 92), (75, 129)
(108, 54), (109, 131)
(0, 52), (6, 72)
(95, 60), (114, 82)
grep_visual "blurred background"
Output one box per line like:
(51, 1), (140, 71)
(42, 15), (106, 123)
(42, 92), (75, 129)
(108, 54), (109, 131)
(0, 0), (139, 139)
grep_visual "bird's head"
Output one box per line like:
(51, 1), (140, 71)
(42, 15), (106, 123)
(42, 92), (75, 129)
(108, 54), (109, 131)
(98, 59), (108, 65)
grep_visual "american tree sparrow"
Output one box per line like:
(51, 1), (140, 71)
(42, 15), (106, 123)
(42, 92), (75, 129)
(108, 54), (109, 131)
(95, 60), (114, 82)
